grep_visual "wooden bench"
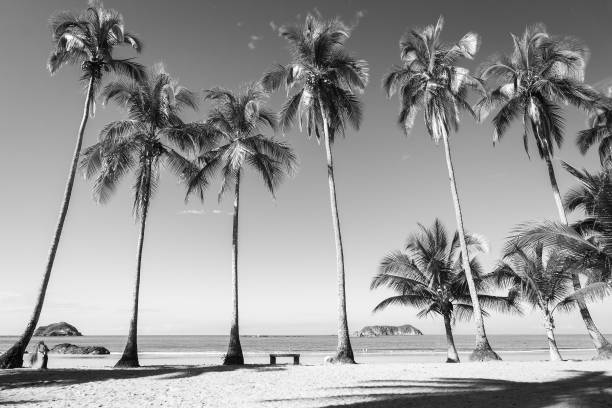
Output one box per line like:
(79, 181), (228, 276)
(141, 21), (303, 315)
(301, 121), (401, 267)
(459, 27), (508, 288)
(269, 353), (300, 365)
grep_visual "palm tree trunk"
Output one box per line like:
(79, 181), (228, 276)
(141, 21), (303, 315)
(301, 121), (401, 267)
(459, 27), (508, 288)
(544, 312), (563, 361)
(320, 104), (355, 364)
(544, 153), (612, 359)
(223, 170), (244, 365)
(0, 77), (95, 369)
(115, 161), (151, 368)
(443, 313), (460, 363)
(441, 132), (500, 362)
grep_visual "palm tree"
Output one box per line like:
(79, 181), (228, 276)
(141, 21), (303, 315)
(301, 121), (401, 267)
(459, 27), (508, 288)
(382, 16), (498, 361)
(492, 241), (578, 361)
(371, 220), (518, 363)
(186, 84), (296, 365)
(0, 0), (143, 369)
(476, 23), (607, 358)
(261, 14), (368, 364)
(477, 23), (598, 223)
(561, 163), (612, 358)
(576, 85), (612, 169)
(81, 65), (201, 368)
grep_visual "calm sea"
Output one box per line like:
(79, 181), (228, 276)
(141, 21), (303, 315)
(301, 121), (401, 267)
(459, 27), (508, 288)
(0, 334), (605, 368)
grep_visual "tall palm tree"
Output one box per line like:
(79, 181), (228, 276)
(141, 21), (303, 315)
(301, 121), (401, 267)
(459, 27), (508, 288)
(0, 0), (143, 369)
(477, 24), (608, 357)
(477, 23), (598, 223)
(261, 14), (368, 364)
(492, 241), (578, 361)
(382, 16), (499, 361)
(561, 163), (612, 358)
(576, 84), (612, 169)
(186, 84), (296, 365)
(81, 65), (200, 368)
(371, 220), (518, 363)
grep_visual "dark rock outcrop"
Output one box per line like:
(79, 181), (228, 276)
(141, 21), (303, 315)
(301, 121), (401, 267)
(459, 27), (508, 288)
(34, 322), (82, 337)
(49, 343), (110, 355)
(354, 324), (423, 337)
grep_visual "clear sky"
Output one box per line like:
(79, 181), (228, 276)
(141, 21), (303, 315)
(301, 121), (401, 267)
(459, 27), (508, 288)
(0, 0), (610, 336)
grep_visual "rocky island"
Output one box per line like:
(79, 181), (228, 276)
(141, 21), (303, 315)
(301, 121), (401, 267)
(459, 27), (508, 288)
(354, 324), (423, 337)
(33, 322), (82, 337)
(49, 343), (110, 355)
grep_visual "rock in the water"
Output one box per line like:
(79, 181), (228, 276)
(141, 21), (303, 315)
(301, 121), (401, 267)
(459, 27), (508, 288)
(34, 322), (82, 337)
(49, 343), (110, 355)
(354, 324), (423, 337)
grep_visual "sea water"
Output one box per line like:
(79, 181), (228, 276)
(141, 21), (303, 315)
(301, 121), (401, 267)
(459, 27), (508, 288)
(0, 334), (604, 368)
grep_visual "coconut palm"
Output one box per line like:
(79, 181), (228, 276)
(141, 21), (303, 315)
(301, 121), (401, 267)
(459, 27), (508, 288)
(371, 220), (518, 363)
(562, 163), (612, 357)
(0, 0), (143, 369)
(492, 241), (578, 361)
(477, 23), (598, 223)
(261, 14), (368, 364)
(80, 65), (201, 368)
(476, 23), (607, 357)
(186, 84), (296, 365)
(576, 84), (612, 169)
(382, 16), (498, 361)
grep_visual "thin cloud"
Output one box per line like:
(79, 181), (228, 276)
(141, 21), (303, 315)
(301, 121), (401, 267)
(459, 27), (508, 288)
(236, 21), (243, 27)
(269, 21), (278, 32)
(352, 9), (367, 28)
(178, 209), (205, 215)
(248, 35), (262, 50)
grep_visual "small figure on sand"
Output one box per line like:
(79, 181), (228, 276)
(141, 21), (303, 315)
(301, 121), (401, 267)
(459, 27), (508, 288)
(26, 341), (48, 370)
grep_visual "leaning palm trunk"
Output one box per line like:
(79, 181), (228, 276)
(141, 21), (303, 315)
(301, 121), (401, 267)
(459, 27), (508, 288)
(443, 313), (460, 363)
(0, 78), (95, 369)
(441, 133), (500, 361)
(544, 313), (563, 361)
(223, 170), (244, 365)
(544, 153), (612, 359)
(320, 105), (355, 364)
(115, 162), (151, 368)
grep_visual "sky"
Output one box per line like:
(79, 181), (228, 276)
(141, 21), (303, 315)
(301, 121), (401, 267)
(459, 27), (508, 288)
(0, 0), (611, 337)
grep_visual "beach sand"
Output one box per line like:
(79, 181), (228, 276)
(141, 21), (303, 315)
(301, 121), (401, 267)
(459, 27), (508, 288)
(1, 360), (611, 407)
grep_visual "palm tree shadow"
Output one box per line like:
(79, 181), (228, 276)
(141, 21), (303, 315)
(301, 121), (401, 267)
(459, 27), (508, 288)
(262, 370), (611, 408)
(0, 364), (285, 390)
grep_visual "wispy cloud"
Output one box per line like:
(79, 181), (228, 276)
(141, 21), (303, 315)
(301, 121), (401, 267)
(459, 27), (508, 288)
(178, 209), (205, 215)
(236, 21), (243, 27)
(248, 35), (262, 50)
(269, 21), (278, 33)
(352, 9), (367, 28)
(0, 291), (22, 301)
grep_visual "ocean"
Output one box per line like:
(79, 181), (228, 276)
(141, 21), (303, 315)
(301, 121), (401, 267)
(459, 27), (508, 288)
(0, 334), (605, 368)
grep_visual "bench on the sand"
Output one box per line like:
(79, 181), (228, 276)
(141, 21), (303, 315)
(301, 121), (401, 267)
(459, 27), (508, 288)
(269, 353), (300, 365)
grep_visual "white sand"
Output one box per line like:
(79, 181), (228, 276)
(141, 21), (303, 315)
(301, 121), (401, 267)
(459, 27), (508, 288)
(1, 360), (611, 407)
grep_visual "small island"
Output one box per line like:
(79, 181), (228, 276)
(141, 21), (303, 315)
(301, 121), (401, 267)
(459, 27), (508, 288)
(354, 324), (423, 337)
(49, 344), (110, 355)
(33, 322), (82, 337)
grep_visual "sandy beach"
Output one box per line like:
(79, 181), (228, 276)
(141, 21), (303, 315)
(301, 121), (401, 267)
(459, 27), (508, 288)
(1, 360), (611, 407)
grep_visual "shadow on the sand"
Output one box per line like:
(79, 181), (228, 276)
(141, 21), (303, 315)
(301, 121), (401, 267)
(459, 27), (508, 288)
(0, 364), (284, 390)
(262, 370), (612, 408)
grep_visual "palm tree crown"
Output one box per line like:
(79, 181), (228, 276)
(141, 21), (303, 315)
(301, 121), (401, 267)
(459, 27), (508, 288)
(494, 242), (575, 313)
(261, 14), (368, 141)
(382, 16), (481, 138)
(372, 220), (515, 322)
(477, 23), (598, 158)
(577, 84), (612, 168)
(48, 0), (144, 102)
(186, 84), (297, 201)
(81, 64), (200, 211)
